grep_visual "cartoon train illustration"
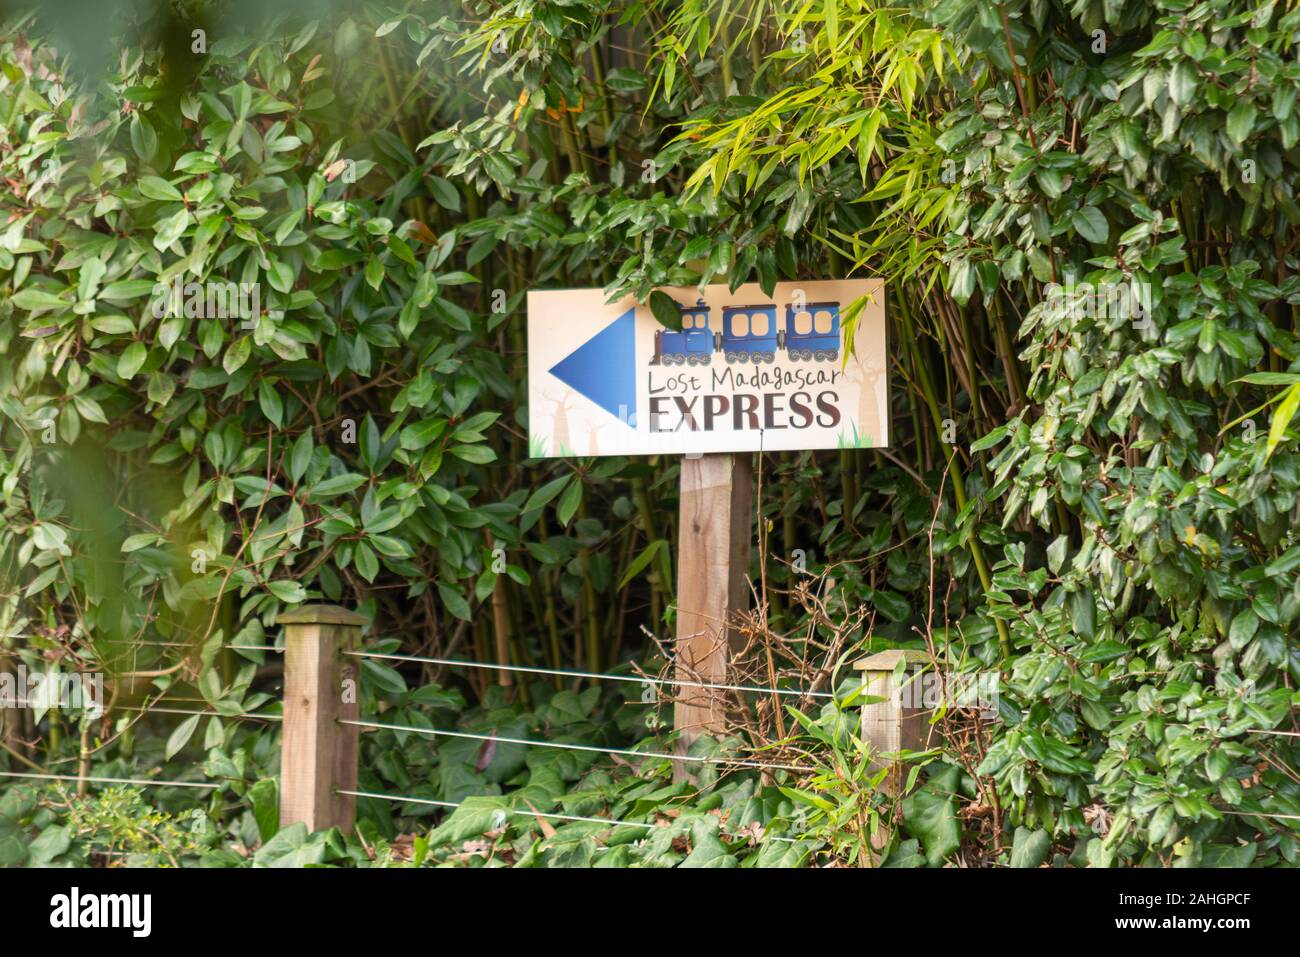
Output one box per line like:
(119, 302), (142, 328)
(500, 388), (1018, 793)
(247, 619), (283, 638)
(652, 297), (841, 365)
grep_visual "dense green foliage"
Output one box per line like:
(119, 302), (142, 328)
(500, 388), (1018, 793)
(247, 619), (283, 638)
(2, 0), (1300, 868)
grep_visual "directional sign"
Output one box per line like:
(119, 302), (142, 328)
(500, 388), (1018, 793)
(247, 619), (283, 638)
(527, 280), (887, 458)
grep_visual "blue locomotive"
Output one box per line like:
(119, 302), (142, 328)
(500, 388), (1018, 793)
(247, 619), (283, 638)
(653, 298), (716, 365)
(651, 297), (841, 365)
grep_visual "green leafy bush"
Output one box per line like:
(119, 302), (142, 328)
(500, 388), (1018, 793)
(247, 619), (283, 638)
(5, 0), (1300, 869)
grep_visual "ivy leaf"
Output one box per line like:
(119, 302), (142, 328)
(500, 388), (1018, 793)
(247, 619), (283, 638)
(153, 208), (190, 250)
(258, 380), (283, 426)
(1226, 102), (1257, 145)
(619, 539), (666, 589)
(680, 832), (738, 868)
(117, 341), (148, 379)
(1009, 827), (1051, 868)
(138, 175), (184, 201)
(523, 474), (571, 514)
(130, 113), (157, 162)
(556, 477), (583, 526)
(648, 290), (682, 331)
(450, 444), (496, 464)
(1265, 381), (1300, 459)
(1071, 206), (1108, 244)
(248, 779), (280, 842)
(437, 581), (472, 621)
(28, 825), (71, 865)
(267, 580), (307, 604)
(253, 823), (329, 867)
(353, 541), (379, 582)
(165, 713), (202, 760)
(427, 176), (461, 211)
(869, 588), (910, 622)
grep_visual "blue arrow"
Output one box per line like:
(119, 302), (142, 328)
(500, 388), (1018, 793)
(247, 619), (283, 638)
(548, 307), (637, 427)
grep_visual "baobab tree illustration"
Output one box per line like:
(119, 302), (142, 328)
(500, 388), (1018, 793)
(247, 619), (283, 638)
(840, 344), (888, 447)
(541, 388), (578, 456)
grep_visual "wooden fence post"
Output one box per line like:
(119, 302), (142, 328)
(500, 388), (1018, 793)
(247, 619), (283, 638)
(672, 452), (753, 777)
(853, 649), (934, 795)
(0, 656), (25, 762)
(279, 604), (366, 834)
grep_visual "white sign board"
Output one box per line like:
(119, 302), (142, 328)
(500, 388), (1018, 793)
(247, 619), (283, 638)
(527, 280), (887, 457)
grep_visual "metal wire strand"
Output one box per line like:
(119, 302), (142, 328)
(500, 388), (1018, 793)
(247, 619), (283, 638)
(0, 770), (219, 790)
(343, 649), (838, 699)
(229, 644), (843, 701)
(116, 705), (282, 722)
(340, 718), (811, 773)
(336, 788), (802, 843)
(338, 788), (650, 828)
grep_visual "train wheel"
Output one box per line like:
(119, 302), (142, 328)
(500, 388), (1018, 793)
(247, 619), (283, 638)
(725, 352), (735, 363)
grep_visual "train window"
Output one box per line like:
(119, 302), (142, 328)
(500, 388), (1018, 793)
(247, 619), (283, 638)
(814, 310), (834, 334)
(684, 314), (695, 329)
(752, 312), (769, 336)
(731, 313), (749, 336)
(794, 310), (812, 335)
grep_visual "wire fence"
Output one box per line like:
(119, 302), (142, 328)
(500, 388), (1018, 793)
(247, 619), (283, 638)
(340, 718), (811, 773)
(343, 648), (840, 699)
(230, 641), (844, 700)
(115, 705), (281, 722)
(335, 787), (804, 843)
(0, 770), (219, 790)
(1, 631), (823, 818)
(8, 619), (1300, 857)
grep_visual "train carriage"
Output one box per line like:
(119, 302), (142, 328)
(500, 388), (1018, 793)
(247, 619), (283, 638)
(652, 298), (715, 365)
(721, 304), (779, 363)
(784, 301), (840, 362)
(650, 296), (844, 366)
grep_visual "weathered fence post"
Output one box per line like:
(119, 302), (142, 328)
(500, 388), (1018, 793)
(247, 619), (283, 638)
(853, 649), (934, 795)
(672, 452), (754, 777)
(279, 604), (366, 834)
(853, 648), (936, 863)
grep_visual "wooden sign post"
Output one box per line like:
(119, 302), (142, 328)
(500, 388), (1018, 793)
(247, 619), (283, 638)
(527, 280), (887, 760)
(672, 453), (753, 774)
